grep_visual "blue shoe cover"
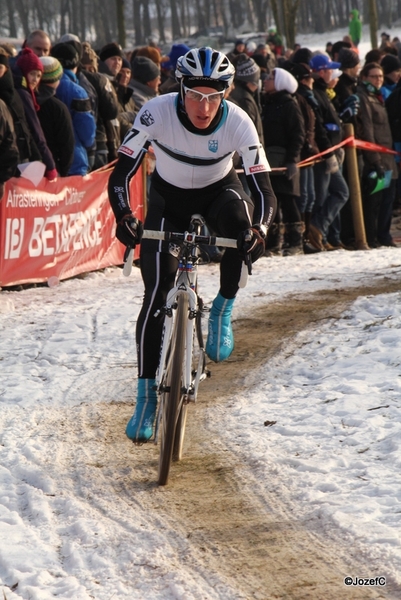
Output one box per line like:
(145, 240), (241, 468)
(126, 378), (157, 442)
(206, 293), (235, 362)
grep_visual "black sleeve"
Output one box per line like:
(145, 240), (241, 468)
(107, 150), (147, 222)
(245, 169), (277, 231)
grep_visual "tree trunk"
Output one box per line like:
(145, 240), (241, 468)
(142, 1), (152, 41)
(369, 0), (378, 49)
(154, 0), (166, 44)
(5, 0), (17, 38)
(116, 0), (126, 48)
(15, 0), (30, 37)
(133, 0), (144, 45)
(170, 0), (182, 39)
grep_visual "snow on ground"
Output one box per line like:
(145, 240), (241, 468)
(0, 245), (401, 598)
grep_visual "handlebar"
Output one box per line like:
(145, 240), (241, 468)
(122, 230), (251, 284)
(142, 229), (238, 248)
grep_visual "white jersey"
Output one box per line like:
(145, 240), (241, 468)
(118, 93), (270, 189)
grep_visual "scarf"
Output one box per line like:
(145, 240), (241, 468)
(363, 80), (384, 104)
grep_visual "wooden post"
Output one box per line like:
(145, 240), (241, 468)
(343, 123), (370, 250)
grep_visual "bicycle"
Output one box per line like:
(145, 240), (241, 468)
(123, 214), (249, 485)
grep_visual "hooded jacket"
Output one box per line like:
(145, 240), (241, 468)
(349, 10), (362, 45)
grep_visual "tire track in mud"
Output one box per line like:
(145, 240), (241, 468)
(126, 278), (401, 600)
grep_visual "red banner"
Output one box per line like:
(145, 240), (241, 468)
(0, 166), (144, 287)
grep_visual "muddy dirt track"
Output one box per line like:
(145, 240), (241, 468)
(109, 277), (400, 599)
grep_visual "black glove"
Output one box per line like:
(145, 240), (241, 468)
(237, 226), (265, 263)
(339, 94), (360, 122)
(285, 162), (298, 180)
(116, 214), (143, 247)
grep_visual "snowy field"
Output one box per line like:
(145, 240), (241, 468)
(0, 244), (401, 598)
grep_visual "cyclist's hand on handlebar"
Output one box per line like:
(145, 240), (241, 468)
(116, 214), (143, 247)
(237, 226), (265, 263)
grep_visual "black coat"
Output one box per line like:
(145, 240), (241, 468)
(0, 99), (19, 183)
(261, 90), (305, 195)
(0, 68), (40, 162)
(37, 84), (75, 177)
(228, 81), (264, 145)
(312, 78), (342, 148)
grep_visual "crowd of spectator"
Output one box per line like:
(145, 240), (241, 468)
(1, 22), (401, 254)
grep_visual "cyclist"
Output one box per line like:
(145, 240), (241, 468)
(108, 47), (276, 442)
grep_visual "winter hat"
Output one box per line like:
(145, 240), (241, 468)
(16, 47), (44, 77)
(39, 56), (63, 83)
(121, 57), (131, 70)
(273, 67), (298, 94)
(58, 33), (81, 44)
(81, 42), (98, 70)
(162, 43), (190, 70)
(381, 54), (401, 75)
(233, 54), (260, 85)
(310, 54), (341, 71)
(338, 48), (360, 69)
(291, 47), (313, 65)
(135, 46), (162, 66)
(283, 60), (313, 82)
(131, 55), (160, 83)
(51, 43), (80, 69)
(99, 42), (124, 62)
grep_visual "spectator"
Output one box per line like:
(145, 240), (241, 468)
(380, 55), (401, 100)
(251, 44), (276, 73)
(135, 46), (162, 67)
(356, 62), (397, 247)
(98, 42), (124, 80)
(267, 27), (284, 57)
(80, 41), (120, 167)
(24, 30), (51, 56)
(14, 48), (58, 181)
(262, 68), (305, 255)
(336, 48), (360, 105)
(284, 60), (321, 253)
(113, 57), (138, 140)
(229, 54), (263, 144)
(226, 39), (246, 63)
(308, 53), (349, 251)
(0, 97), (19, 199)
(51, 42), (96, 175)
(37, 56), (75, 177)
(364, 49), (383, 64)
(130, 56), (161, 109)
(0, 47), (40, 164)
(159, 43), (190, 94)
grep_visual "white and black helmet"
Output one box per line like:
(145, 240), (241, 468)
(176, 47), (235, 88)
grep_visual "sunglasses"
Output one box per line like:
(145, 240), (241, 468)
(183, 86), (224, 103)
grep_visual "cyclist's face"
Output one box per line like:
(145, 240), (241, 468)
(184, 86), (222, 129)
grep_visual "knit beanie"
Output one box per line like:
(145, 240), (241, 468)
(135, 46), (162, 66)
(291, 47), (313, 65)
(81, 42), (98, 70)
(131, 55), (160, 83)
(16, 47), (44, 78)
(51, 43), (80, 69)
(99, 42), (124, 62)
(273, 67), (298, 94)
(233, 53), (260, 85)
(121, 57), (131, 70)
(282, 60), (313, 82)
(381, 54), (401, 75)
(162, 44), (190, 70)
(338, 48), (360, 69)
(39, 56), (63, 83)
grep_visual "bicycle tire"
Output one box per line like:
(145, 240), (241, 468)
(158, 293), (188, 485)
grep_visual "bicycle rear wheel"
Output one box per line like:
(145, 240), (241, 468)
(158, 293), (188, 485)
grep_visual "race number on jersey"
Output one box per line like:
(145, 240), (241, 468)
(240, 144), (271, 175)
(119, 128), (150, 159)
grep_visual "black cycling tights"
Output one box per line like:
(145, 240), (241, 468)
(136, 182), (254, 378)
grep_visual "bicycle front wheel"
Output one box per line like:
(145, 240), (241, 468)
(158, 293), (188, 485)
